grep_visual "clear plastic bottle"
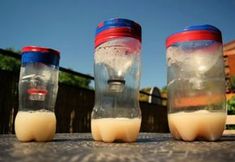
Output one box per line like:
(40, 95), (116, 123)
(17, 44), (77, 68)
(91, 18), (142, 143)
(15, 46), (60, 142)
(166, 25), (226, 141)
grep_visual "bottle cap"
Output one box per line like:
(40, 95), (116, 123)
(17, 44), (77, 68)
(95, 18), (142, 47)
(166, 24), (222, 48)
(21, 46), (60, 66)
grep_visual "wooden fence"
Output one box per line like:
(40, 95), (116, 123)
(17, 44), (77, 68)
(0, 70), (18, 134)
(0, 49), (169, 134)
(0, 69), (169, 134)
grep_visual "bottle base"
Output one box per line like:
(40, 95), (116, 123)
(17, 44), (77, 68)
(168, 110), (226, 141)
(15, 111), (56, 142)
(91, 118), (141, 143)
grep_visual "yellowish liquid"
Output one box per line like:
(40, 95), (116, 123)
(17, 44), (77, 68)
(168, 110), (226, 141)
(91, 118), (141, 143)
(15, 111), (56, 142)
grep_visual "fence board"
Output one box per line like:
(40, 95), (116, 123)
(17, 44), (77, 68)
(0, 69), (169, 134)
(140, 102), (169, 132)
(0, 70), (18, 133)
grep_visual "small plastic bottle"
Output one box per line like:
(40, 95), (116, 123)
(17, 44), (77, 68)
(166, 25), (226, 141)
(15, 46), (60, 142)
(91, 18), (142, 143)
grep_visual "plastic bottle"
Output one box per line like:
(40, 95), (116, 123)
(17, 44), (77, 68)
(15, 46), (60, 142)
(166, 25), (226, 141)
(91, 18), (142, 143)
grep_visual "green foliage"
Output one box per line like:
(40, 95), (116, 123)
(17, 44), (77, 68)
(59, 71), (91, 89)
(5, 48), (21, 54)
(227, 96), (235, 115)
(0, 48), (91, 89)
(139, 87), (151, 102)
(0, 48), (21, 72)
(230, 75), (235, 91)
(161, 86), (167, 94)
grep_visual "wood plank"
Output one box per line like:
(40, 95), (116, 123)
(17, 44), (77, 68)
(223, 129), (235, 135)
(226, 115), (235, 125)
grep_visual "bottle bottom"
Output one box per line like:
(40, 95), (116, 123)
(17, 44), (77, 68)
(15, 111), (56, 142)
(168, 110), (226, 141)
(91, 118), (141, 143)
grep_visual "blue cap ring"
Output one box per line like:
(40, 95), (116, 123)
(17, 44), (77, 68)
(21, 46), (60, 67)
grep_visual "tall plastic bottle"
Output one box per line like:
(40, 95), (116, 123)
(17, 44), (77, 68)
(91, 18), (142, 143)
(166, 25), (226, 141)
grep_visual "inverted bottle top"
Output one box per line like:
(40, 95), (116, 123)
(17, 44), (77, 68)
(95, 18), (142, 47)
(165, 24), (222, 48)
(21, 46), (60, 66)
